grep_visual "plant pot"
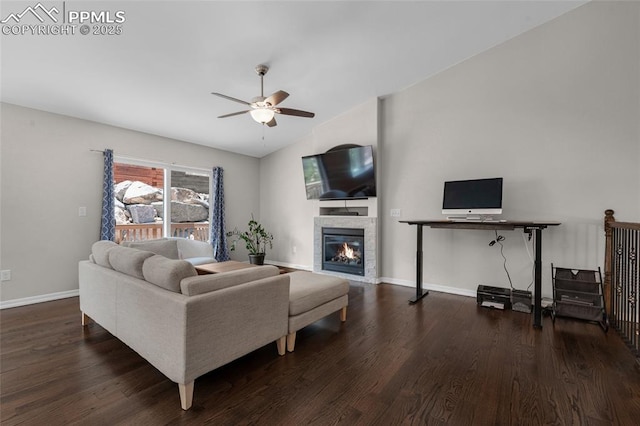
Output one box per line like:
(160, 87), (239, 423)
(248, 254), (265, 265)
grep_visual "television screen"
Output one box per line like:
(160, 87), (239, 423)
(302, 145), (376, 200)
(442, 177), (503, 216)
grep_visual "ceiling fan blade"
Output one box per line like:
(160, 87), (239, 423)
(211, 92), (251, 106)
(265, 90), (289, 106)
(218, 110), (250, 118)
(266, 117), (277, 127)
(277, 107), (315, 118)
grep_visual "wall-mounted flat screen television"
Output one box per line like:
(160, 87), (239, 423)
(302, 145), (376, 200)
(442, 177), (503, 217)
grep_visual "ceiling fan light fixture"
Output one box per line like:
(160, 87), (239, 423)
(250, 108), (275, 124)
(212, 64), (314, 128)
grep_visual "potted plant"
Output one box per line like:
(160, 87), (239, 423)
(226, 215), (273, 265)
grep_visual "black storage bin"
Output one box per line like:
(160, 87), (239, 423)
(551, 264), (608, 331)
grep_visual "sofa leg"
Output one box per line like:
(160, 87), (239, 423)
(81, 312), (92, 326)
(276, 336), (286, 356)
(286, 332), (296, 352)
(178, 382), (194, 410)
(340, 306), (347, 322)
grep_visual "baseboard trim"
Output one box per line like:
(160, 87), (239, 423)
(264, 259), (312, 272)
(263, 261), (476, 296)
(380, 277), (476, 298)
(0, 289), (79, 310)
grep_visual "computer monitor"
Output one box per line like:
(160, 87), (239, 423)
(442, 177), (503, 218)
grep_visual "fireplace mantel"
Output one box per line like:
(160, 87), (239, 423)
(313, 216), (378, 283)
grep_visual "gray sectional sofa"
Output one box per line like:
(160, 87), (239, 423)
(79, 240), (290, 410)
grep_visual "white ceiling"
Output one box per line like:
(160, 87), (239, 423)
(1, 1), (586, 158)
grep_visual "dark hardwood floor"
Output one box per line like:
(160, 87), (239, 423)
(2, 282), (640, 425)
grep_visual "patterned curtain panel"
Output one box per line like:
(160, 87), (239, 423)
(210, 166), (230, 261)
(100, 149), (116, 241)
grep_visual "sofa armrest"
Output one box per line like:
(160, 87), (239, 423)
(180, 265), (280, 295)
(79, 260), (118, 334)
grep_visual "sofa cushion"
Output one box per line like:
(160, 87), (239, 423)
(288, 272), (350, 316)
(108, 246), (155, 279)
(142, 255), (198, 293)
(180, 265), (280, 296)
(123, 239), (179, 260)
(174, 238), (214, 260)
(91, 240), (118, 268)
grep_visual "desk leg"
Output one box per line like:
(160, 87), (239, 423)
(533, 228), (543, 328)
(409, 224), (429, 304)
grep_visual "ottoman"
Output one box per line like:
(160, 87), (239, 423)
(287, 271), (350, 352)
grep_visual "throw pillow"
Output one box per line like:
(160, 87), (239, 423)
(142, 255), (197, 293)
(108, 246), (155, 279)
(91, 240), (118, 268)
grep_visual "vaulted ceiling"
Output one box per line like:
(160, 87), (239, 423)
(1, 1), (586, 157)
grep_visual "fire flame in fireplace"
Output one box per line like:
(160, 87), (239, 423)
(329, 241), (362, 265)
(341, 242), (355, 259)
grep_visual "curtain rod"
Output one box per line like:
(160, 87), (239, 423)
(90, 149), (212, 174)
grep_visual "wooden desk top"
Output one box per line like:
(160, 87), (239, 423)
(195, 260), (258, 275)
(400, 220), (561, 230)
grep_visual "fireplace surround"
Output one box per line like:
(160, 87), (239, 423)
(313, 216), (377, 283)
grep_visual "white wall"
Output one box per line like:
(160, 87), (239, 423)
(262, 1), (640, 297)
(259, 99), (378, 269)
(0, 104), (260, 305)
(380, 0), (639, 296)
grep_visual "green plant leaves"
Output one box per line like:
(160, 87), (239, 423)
(226, 215), (273, 255)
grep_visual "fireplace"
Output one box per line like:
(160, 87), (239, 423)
(314, 217), (377, 283)
(322, 227), (365, 276)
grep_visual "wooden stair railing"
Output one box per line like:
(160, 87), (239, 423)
(604, 209), (640, 360)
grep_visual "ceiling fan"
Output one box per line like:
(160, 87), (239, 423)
(211, 64), (315, 127)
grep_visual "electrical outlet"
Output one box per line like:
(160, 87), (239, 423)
(390, 209), (401, 218)
(1, 270), (11, 281)
(78, 206), (87, 217)
(292, 245), (297, 254)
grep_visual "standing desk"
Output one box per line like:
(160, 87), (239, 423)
(399, 220), (561, 328)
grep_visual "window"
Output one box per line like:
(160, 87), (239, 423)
(113, 159), (211, 243)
